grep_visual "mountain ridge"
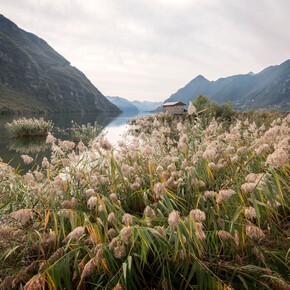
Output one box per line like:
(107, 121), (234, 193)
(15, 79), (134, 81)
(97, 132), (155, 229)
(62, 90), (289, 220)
(106, 96), (138, 112)
(0, 14), (121, 114)
(106, 97), (162, 112)
(131, 100), (163, 112)
(165, 60), (290, 111)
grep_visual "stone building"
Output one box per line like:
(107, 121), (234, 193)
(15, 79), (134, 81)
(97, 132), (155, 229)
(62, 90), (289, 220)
(163, 102), (186, 120)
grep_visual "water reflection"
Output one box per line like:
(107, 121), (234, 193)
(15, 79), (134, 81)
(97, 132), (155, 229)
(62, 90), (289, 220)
(8, 137), (50, 154)
(0, 111), (150, 170)
(102, 112), (147, 144)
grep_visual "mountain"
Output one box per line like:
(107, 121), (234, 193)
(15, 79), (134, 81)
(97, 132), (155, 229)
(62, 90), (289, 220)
(106, 97), (163, 113)
(152, 105), (163, 113)
(0, 15), (121, 114)
(165, 75), (211, 106)
(106, 96), (138, 112)
(131, 100), (163, 112)
(164, 60), (290, 111)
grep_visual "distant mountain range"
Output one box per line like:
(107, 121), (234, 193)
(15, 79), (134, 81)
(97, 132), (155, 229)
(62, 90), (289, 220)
(131, 100), (163, 112)
(0, 14), (120, 114)
(106, 96), (138, 112)
(165, 60), (290, 111)
(106, 96), (162, 112)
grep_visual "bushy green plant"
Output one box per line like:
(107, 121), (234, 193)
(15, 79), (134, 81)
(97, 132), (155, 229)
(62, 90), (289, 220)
(191, 94), (234, 121)
(0, 112), (289, 289)
(5, 117), (53, 137)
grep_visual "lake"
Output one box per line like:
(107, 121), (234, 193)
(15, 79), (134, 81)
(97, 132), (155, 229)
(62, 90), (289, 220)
(0, 111), (150, 172)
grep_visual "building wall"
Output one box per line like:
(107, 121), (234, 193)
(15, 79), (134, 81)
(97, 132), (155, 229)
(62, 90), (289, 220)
(163, 105), (184, 114)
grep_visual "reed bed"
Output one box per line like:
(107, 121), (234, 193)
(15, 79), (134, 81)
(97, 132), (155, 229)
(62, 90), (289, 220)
(5, 117), (53, 137)
(68, 121), (103, 144)
(0, 110), (289, 289)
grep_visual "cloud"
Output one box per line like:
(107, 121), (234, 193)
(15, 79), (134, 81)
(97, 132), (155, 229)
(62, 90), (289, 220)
(1, 0), (289, 101)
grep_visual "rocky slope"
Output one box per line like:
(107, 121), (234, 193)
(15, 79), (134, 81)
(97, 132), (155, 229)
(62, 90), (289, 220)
(0, 14), (121, 114)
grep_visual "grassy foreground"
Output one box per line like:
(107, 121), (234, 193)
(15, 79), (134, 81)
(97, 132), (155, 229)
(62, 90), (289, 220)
(0, 110), (289, 289)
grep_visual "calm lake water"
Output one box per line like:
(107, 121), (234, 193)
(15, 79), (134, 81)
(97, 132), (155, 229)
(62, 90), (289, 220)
(0, 111), (150, 172)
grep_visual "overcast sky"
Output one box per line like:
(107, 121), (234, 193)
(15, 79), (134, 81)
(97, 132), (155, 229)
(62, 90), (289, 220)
(1, 0), (290, 101)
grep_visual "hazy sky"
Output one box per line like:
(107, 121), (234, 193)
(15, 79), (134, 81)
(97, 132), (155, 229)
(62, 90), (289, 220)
(1, 0), (289, 101)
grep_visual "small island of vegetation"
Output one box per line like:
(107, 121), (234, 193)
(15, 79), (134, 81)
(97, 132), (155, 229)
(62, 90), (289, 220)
(5, 117), (53, 137)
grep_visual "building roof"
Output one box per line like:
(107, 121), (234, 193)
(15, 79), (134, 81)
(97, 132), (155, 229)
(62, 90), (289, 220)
(163, 102), (186, 107)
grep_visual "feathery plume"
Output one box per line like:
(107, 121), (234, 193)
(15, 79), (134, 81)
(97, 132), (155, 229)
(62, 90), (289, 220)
(122, 213), (133, 224)
(217, 189), (236, 203)
(23, 275), (43, 290)
(87, 196), (98, 209)
(108, 228), (117, 238)
(168, 210), (180, 228)
(113, 282), (123, 290)
(218, 230), (233, 240)
(245, 207), (257, 221)
(156, 226), (166, 238)
(154, 182), (165, 198)
(10, 209), (33, 225)
(42, 157), (49, 168)
(188, 103), (196, 115)
(241, 182), (256, 193)
(246, 225), (264, 240)
(85, 188), (95, 197)
(114, 245), (126, 258)
(189, 209), (206, 222)
(21, 155), (33, 164)
(108, 212), (116, 223)
(67, 226), (85, 241)
(144, 206), (156, 218)
(109, 193), (117, 200)
(120, 226), (132, 244)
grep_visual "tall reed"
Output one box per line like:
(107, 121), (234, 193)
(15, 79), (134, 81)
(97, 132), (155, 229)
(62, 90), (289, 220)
(0, 110), (289, 289)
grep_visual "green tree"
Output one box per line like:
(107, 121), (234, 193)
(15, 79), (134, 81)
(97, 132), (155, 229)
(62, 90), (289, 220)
(220, 101), (234, 120)
(192, 94), (211, 112)
(189, 95), (234, 121)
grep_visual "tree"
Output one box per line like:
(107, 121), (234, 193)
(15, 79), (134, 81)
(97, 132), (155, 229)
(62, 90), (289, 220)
(189, 95), (234, 121)
(192, 94), (211, 112)
(220, 101), (234, 120)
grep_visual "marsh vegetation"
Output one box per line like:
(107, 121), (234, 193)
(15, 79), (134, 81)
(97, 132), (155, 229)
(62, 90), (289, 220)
(5, 117), (53, 137)
(0, 108), (289, 289)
